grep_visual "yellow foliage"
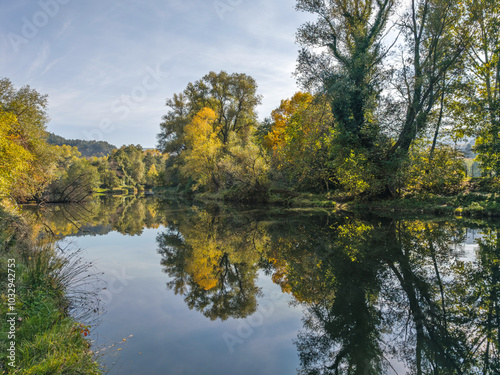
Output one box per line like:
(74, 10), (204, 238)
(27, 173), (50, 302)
(264, 92), (314, 149)
(181, 108), (223, 189)
(0, 111), (33, 198)
(185, 238), (223, 291)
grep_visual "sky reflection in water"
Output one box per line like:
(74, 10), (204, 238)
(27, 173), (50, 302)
(26, 196), (500, 374)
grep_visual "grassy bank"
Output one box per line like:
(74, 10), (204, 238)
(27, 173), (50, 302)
(0, 208), (101, 375)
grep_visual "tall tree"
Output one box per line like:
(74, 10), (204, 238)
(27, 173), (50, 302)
(295, 0), (468, 195)
(389, 0), (467, 158)
(157, 71), (262, 154)
(264, 92), (336, 191)
(296, 0), (394, 148)
(451, 0), (500, 174)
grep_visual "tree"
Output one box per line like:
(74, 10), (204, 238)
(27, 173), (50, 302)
(108, 145), (146, 186)
(389, 0), (467, 159)
(180, 107), (269, 197)
(450, 0), (500, 175)
(45, 147), (100, 203)
(296, 0), (394, 149)
(145, 164), (159, 187)
(295, 0), (468, 195)
(157, 71), (262, 155)
(0, 111), (32, 199)
(0, 78), (57, 202)
(157, 72), (268, 197)
(264, 92), (336, 191)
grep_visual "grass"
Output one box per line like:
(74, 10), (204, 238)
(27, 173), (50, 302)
(0, 208), (102, 375)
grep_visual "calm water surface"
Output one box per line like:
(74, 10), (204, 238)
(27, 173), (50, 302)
(25, 196), (500, 374)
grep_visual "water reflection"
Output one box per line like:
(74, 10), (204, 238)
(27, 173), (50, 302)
(25, 197), (500, 374)
(156, 208), (266, 320)
(157, 208), (500, 374)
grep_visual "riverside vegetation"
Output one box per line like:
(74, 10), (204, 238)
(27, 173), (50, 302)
(0, 208), (102, 374)
(1, 0), (500, 373)
(2, 0), (500, 212)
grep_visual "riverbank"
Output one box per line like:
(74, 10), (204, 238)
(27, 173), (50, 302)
(0, 208), (101, 375)
(153, 178), (500, 219)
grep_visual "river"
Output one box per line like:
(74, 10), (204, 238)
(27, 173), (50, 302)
(22, 195), (500, 374)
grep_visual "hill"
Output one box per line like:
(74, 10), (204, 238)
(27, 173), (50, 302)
(47, 132), (117, 157)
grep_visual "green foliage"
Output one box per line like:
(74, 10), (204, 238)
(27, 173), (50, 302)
(401, 144), (467, 196)
(46, 154), (101, 203)
(218, 135), (269, 201)
(296, 0), (393, 149)
(294, 0), (468, 197)
(108, 145), (146, 186)
(264, 92), (336, 192)
(0, 78), (57, 202)
(330, 145), (384, 196)
(449, 0), (500, 175)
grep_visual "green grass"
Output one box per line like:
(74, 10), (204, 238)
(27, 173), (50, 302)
(0, 209), (102, 375)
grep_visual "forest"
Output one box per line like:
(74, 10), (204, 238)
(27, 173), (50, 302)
(1, 0), (500, 210)
(1, 0), (500, 373)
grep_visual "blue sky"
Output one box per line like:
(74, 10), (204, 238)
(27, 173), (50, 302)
(0, 0), (313, 148)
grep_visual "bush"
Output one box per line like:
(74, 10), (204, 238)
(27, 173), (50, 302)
(402, 145), (467, 196)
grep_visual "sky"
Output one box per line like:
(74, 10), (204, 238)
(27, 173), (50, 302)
(0, 0), (314, 148)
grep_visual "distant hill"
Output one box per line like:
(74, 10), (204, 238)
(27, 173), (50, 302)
(47, 132), (117, 157)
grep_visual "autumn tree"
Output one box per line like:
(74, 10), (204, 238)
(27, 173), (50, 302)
(157, 72), (268, 198)
(0, 111), (31, 199)
(181, 107), (269, 197)
(0, 78), (57, 202)
(181, 108), (223, 190)
(157, 71), (262, 155)
(264, 92), (336, 191)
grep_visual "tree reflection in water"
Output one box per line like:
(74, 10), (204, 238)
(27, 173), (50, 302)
(157, 207), (268, 321)
(271, 216), (500, 374)
(157, 206), (500, 374)
(26, 197), (500, 373)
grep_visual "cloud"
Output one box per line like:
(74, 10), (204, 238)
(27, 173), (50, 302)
(2, 0), (314, 148)
(27, 42), (50, 77)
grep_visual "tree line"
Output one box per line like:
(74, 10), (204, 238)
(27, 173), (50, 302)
(157, 0), (500, 200)
(46, 132), (117, 158)
(2, 0), (499, 204)
(0, 78), (166, 204)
